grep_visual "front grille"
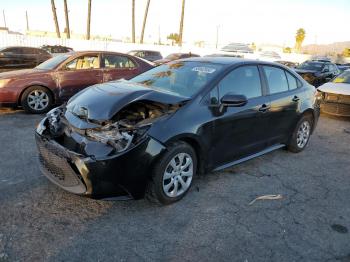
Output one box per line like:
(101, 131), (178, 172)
(36, 135), (84, 188)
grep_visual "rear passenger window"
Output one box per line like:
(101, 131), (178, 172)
(286, 71), (298, 90)
(104, 55), (136, 68)
(263, 66), (289, 94)
(218, 65), (262, 99)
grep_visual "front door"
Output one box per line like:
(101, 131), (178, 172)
(102, 54), (140, 82)
(209, 65), (271, 167)
(56, 54), (103, 100)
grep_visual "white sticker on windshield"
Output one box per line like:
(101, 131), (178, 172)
(192, 67), (216, 74)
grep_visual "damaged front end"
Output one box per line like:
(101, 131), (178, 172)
(35, 100), (181, 199)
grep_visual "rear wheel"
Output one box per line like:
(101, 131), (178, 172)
(21, 86), (53, 114)
(287, 114), (313, 153)
(147, 141), (197, 205)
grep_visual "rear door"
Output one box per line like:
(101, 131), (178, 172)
(209, 65), (271, 167)
(102, 54), (140, 82)
(261, 65), (301, 145)
(56, 54), (103, 100)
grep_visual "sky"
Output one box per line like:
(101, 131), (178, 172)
(1, 0), (350, 46)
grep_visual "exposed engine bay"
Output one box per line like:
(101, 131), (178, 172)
(43, 101), (180, 157)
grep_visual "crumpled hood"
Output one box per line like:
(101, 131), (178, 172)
(0, 68), (50, 79)
(66, 80), (189, 121)
(318, 82), (350, 96)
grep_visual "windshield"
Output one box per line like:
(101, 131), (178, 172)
(297, 61), (324, 71)
(332, 71), (350, 84)
(129, 61), (223, 97)
(36, 54), (71, 70)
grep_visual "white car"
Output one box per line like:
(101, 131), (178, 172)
(317, 70), (350, 116)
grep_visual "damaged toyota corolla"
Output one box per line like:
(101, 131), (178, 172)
(35, 58), (319, 204)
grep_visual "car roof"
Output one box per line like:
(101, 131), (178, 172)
(180, 56), (282, 67)
(128, 50), (160, 53)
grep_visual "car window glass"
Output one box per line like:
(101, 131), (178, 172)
(218, 65), (262, 99)
(263, 66), (289, 94)
(286, 71), (298, 90)
(24, 48), (36, 54)
(104, 55), (136, 69)
(4, 48), (21, 54)
(66, 55), (99, 70)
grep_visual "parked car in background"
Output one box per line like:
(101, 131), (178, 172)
(336, 63), (350, 73)
(41, 45), (74, 56)
(259, 51), (281, 61)
(154, 52), (200, 65)
(0, 51), (153, 113)
(205, 53), (243, 58)
(311, 56), (331, 63)
(294, 60), (340, 87)
(276, 61), (299, 68)
(317, 70), (350, 117)
(127, 50), (162, 62)
(221, 43), (254, 54)
(35, 57), (319, 204)
(0, 46), (52, 72)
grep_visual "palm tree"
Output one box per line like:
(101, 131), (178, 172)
(295, 28), (306, 53)
(50, 0), (60, 38)
(178, 0), (185, 46)
(86, 0), (92, 40)
(140, 0), (151, 44)
(63, 0), (70, 39)
(131, 0), (135, 43)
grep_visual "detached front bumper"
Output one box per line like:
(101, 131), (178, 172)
(35, 131), (166, 199)
(320, 93), (350, 117)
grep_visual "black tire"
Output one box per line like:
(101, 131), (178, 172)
(21, 86), (53, 114)
(147, 141), (197, 205)
(287, 114), (313, 153)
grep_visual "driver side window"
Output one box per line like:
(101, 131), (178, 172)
(218, 66), (262, 99)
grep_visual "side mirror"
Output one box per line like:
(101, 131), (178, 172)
(322, 68), (329, 73)
(220, 93), (248, 107)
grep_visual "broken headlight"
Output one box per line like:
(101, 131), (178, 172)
(47, 107), (64, 137)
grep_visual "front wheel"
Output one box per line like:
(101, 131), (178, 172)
(287, 115), (313, 153)
(21, 86), (53, 114)
(147, 141), (197, 205)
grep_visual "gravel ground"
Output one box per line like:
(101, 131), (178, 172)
(0, 109), (349, 262)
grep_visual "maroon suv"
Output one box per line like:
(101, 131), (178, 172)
(0, 51), (153, 113)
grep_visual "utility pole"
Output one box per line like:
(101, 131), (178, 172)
(178, 0), (185, 47)
(51, 0), (61, 38)
(2, 10), (7, 28)
(63, 0), (70, 38)
(158, 25), (161, 45)
(131, 0), (135, 43)
(86, 0), (91, 40)
(25, 11), (29, 31)
(140, 0), (150, 44)
(215, 25), (219, 49)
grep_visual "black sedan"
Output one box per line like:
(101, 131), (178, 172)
(0, 46), (52, 72)
(35, 58), (319, 204)
(294, 60), (340, 87)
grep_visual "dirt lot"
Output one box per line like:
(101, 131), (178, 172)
(0, 109), (349, 262)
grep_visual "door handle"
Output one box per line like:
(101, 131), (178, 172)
(259, 104), (270, 112)
(292, 96), (300, 102)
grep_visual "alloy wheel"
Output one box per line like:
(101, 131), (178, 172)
(27, 90), (49, 111)
(296, 121), (311, 148)
(162, 153), (193, 197)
